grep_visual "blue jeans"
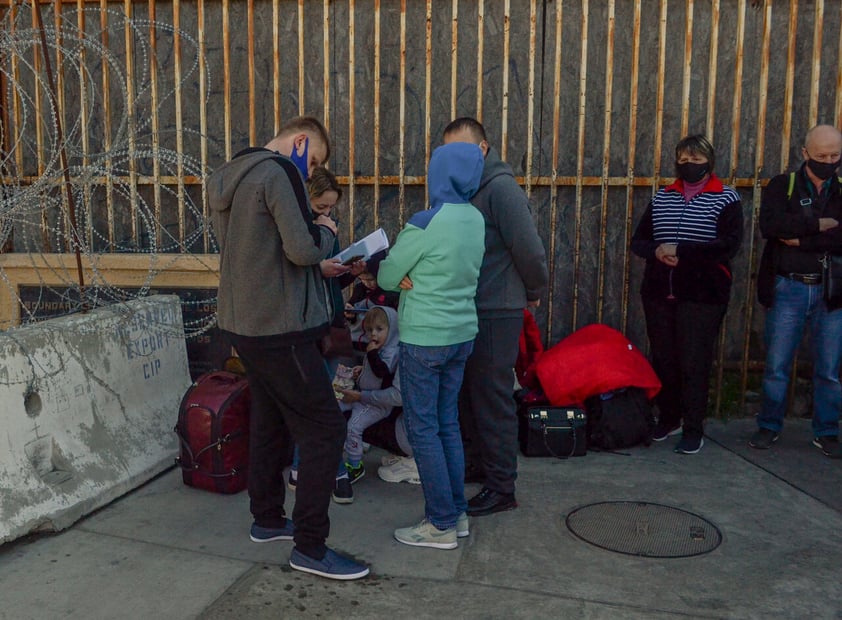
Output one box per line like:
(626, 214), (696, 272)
(759, 277), (842, 436)
(400, 340), (473, 530)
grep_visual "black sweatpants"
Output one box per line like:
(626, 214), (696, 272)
(459, 316), (522, 495)
(225, 332), (346, 560)
(642, 298), (727, 439)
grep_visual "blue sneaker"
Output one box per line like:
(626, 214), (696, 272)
(249, 520), (295, 543)
(289, 547), (370, 580)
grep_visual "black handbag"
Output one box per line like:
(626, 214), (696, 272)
(519, 406), (587, 458)
(822, 253), (842, 310)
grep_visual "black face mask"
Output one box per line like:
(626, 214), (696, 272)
(806, 157), (841, 181)
(675, 161), (710, 183)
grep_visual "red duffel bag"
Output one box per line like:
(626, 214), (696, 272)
(175, 371), (250, 494)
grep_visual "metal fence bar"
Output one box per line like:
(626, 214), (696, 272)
(500, 0), (510, 163)
(680, 0), (693, 137)
(147, 0), (162, 243)
(297, 0), (304, 115)
(545, 0), (562, 344)
(221, 0), (231, 160)
(348, 0), (356, 241)
(652, 0), (668, 195)
(475, 0), (483, 122)
(809, 0), (823, 126)
(706, 0), (719, 140)
(450, 0), (457, 121)
(322, 0), (329, 132)
(596, 0), (615, 324)
(373, 0), (381, 228)
(198, 0), (209, 252)
(247, 0), (255, 144)
(780, 0), (798, 167)
(524, 0), (535, 199)
(272, 0), (280, 134)
(398, 0), (406, 227)
(571, 0), (589, 331)
(621, 0), (643, 335)
(173, 0), (185, 244)
(123, 0), (139, 246)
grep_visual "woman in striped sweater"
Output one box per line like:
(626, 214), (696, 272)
(631, 134), (744, 454)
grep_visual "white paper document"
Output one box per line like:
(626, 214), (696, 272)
(336, 228), (390, 265)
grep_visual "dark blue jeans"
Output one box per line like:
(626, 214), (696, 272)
(400, 340), (473, 530)
(759, 277), (842, 436)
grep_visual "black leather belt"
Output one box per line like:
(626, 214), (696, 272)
(780, 272), (822, 285)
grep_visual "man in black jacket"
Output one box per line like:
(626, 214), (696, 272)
(751, 124), (842, 459)
(443, 118), (549, 516)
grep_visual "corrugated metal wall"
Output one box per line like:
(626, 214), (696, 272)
(2, 0), (842, 412)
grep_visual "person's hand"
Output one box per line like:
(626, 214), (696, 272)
(819, 218), (839, 232)
(351, 365), (363, 380)
(315, 214), (337, 234)
(320, 258), (350, 278)
(655, 243), (678, 266)
(399, 276), (413, 290)
(366, 340), (382, 352)
(527, 299), (541, 308)
(780, 238), (801, 247)
(338, 388), (361, 403)
(349, 260), (367, 277)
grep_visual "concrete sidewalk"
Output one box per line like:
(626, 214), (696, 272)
(1, 417), (840, 619)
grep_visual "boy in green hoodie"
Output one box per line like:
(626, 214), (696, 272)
(378, 141), (486, 549)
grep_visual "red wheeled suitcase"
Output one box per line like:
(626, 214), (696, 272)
(175, 371), (250, 493)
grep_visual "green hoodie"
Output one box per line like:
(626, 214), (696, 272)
(378, 142), (486, 346)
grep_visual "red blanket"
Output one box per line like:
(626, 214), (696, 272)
(534, 323), (661, 406)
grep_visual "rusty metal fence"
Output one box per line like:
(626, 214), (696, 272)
(2, 0), (842, 412)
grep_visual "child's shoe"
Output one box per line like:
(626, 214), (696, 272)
(332, 475), (353, 504)
(345, 462), (365, 485)
(378, 456), (420, 484)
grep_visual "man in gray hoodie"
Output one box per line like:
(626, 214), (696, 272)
(207, 116), (369, 580)
(443, 118), (549, 517)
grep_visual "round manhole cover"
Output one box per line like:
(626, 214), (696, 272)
(566, 501), (722, 558)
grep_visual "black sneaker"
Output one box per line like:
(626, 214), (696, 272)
(812, 435), (842, 459)
(651, 423), (682, 442)
(673, 435), (704, 455)
(345, 462), (365, 485)
(332, 475), (353, 504)
(466, 487), (517, 517)
(749, 428), (779, 450)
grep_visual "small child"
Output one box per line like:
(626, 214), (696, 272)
(345, 251), (400, 351)
(336, 305), (402, 486)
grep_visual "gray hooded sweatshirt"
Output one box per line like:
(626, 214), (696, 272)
(471, 147), (549, 318)
(207, 148), (335, 340)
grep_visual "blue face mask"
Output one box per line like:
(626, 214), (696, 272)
(289, 137), (310, 180)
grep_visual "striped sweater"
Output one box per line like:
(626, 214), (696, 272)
(631, 174), (744, 305)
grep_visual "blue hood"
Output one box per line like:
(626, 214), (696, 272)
(427, 142), (485, 209)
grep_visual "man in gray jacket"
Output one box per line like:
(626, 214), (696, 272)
(207, 116), (369, 580)
(443, 118), (549, 516)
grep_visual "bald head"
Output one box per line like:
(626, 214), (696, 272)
(804, 125), (842, 158)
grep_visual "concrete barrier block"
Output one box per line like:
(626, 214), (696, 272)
(0, 295), (192, 544)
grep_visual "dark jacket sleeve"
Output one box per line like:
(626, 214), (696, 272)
(630, 201), (658, 260)
(759, 174), (821, 240)
(489, 177), (549, 301)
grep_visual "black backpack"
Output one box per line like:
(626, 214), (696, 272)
(585, 387), (655, 450)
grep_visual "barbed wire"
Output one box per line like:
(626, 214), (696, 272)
(0, 5), (220, 344)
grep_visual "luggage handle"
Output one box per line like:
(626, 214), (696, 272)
(541, 422), (577, 459)
(174, 425), (245, 478)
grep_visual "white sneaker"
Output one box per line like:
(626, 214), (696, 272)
(378, 456), (421, 484)
(380, 453), (403, 466)
(394, 519), (457, 549)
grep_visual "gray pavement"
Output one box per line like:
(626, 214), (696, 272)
(1, 417), (841, 619)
